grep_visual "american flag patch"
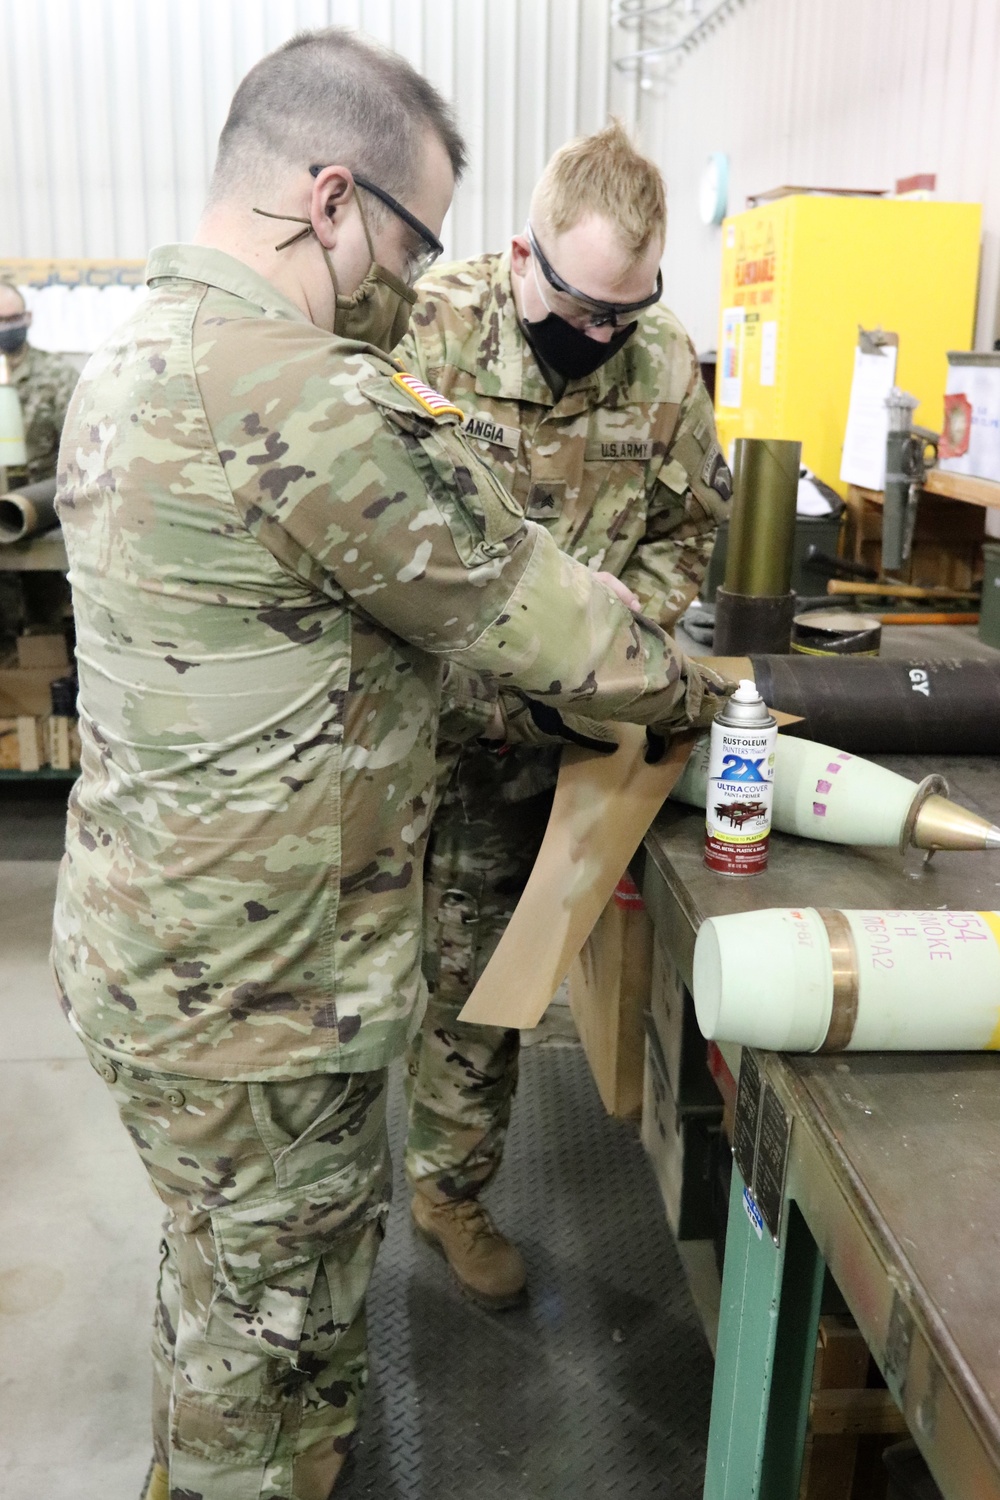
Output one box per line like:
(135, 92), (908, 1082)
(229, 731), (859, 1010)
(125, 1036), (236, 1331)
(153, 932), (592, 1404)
(393, 371), (464, 420)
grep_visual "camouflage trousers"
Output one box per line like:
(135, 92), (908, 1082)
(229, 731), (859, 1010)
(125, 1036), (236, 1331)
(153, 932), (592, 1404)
(404, 745), (556, 1204)
(79, 1036), (389, 1500)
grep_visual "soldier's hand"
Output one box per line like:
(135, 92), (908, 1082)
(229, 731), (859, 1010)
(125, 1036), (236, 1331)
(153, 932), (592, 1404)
(485, 690), (619, 754)
(481, 703), (506, 741)
(644, 728), (668, 764)
(594, 570), (641, 614)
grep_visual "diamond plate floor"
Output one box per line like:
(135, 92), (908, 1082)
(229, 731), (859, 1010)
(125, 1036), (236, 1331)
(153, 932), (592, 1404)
(339, 1043), (714, 1500)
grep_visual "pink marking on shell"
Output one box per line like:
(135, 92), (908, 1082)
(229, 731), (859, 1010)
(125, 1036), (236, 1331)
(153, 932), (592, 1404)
(816, 779), (832, 794)
(813, 802), (827, 817)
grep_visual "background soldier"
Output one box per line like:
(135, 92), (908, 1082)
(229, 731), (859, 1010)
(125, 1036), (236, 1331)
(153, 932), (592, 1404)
(0, 281), (78, 485)
(52, 34), (725, 1500)
(400, 122), (732, 1308)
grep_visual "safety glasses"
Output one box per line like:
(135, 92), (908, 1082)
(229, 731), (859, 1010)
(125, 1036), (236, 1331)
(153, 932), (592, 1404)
(526, 223), (662, 329)
(310, 165), (443, 286)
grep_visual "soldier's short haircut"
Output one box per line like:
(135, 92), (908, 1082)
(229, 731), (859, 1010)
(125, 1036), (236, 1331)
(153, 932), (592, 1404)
(209, 28), (467, 207)
(0, 281), (27, 312)
(531, 120), (667, 257)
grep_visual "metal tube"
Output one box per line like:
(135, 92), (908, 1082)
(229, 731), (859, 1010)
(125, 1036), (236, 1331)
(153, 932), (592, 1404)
(698, 653), (1000, 756)
(723, 438), (802, 596)
(713, 589), (796, 655)
(0, 478), (59, 543)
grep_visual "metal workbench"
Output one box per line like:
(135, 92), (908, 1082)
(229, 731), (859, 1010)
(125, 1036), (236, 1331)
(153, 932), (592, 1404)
(640, 746), (1000, 1500)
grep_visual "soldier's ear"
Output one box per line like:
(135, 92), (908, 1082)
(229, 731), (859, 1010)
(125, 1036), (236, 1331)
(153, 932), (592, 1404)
(510, 235), (530, 278)
(310, 166), (354, 248)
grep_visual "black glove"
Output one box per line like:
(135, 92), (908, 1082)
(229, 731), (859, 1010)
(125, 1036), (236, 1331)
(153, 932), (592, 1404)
(524, 699), (618, 754)
(644, 728), (668, 764)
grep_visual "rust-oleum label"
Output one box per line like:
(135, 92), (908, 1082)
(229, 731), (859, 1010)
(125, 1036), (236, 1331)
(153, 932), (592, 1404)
(705, 715), (777, 876)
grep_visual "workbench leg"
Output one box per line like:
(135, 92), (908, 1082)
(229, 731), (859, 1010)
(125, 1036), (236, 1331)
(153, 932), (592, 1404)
(703, 1166), (825, 1500)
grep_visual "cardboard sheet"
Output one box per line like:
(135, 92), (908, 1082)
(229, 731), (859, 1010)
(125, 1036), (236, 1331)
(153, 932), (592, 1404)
(458, 725), (696, 1030)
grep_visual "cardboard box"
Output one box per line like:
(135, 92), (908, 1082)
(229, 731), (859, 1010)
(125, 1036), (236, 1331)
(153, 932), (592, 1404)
(0, 667), (64, 717)
(940, 352), (1000, 482)
(641, 1025), (722, 1241)
(47, 715), (81, 771)
(649, 938), (722, 1112)
(16, 632), (69, 671)
(0, 718), (19, 770)
(567, 873), (651, 1118)
(17, 716), (44, 773)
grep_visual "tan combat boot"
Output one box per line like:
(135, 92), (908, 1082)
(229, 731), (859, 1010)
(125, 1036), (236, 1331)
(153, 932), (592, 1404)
(411, 1193), (526, 1308)
(140, 1461), (169, 1500)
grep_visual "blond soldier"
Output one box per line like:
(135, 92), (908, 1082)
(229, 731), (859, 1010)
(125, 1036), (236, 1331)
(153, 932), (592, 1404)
(0, 282), (79, 485)
(52, 37), (726, 1500)
(401, 123), (731, 1307)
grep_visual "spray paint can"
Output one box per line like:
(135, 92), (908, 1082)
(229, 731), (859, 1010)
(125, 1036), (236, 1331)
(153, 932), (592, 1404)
(705, 679), (777, 875)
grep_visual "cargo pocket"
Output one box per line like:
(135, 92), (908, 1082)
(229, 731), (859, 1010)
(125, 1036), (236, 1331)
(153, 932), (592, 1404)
(435, 887), (480, 1005)
(171, 1391), (281, 1475)
(208, 1177), (388, 1368)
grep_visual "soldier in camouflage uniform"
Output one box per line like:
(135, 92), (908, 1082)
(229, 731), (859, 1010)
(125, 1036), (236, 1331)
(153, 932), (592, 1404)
(400, 122), (732, 1307)
(0, 281), (79, 485)
(51, 35), (725, 1500)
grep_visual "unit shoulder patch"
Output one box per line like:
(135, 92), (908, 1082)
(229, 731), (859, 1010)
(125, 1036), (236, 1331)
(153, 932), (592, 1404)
(392, 371), (464, 420)
(701, 445), (733, 502)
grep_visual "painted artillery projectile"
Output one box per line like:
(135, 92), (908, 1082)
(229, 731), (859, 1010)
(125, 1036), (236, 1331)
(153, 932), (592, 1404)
(671, 732), (1000, 852)
(699, 654), (1000, 755)
(693, 907), (1000, 1052)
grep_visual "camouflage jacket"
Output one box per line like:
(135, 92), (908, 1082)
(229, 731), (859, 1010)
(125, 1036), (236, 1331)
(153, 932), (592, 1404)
(10, 343), (80, 486)
(400, 251), (730, 630)
(52, 244), (719, 1081)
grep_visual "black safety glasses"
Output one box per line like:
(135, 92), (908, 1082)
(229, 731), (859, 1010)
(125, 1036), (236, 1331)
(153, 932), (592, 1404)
(526, 223), (662, 329)
(310, 165), (443, 284)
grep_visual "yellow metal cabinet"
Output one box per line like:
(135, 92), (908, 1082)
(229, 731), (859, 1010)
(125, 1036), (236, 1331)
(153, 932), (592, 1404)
(714, 196), (982, 494)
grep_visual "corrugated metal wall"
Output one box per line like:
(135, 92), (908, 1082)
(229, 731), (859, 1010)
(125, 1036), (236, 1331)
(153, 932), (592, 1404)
(634, 0), (1000, 352)
(0, 0), (633, 264)
(16, 0), (995, 358)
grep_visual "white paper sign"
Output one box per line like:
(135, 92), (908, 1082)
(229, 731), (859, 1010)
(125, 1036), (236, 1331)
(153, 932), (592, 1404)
(720, 307), (745, 409)
(759, 320), (777, 387)
(940, 361), (1000, 482)
(839, 344), (898, 490)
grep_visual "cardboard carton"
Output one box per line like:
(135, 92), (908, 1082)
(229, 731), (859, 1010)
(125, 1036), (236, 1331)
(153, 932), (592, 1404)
(568, 873), (651, 1118)
(16, 716), (44, 773)
(0, 718), (19, 770)
(0, 667), (63, 717)
(16, 633), (70, 671)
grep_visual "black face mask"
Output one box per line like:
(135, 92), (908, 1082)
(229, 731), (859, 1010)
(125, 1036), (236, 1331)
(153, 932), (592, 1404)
(0, 327), (28, 357)
(521, 312), (637, 382)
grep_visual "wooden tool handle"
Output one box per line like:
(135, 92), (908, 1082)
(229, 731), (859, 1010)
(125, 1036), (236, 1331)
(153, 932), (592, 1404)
(827, 579), (977, 601)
